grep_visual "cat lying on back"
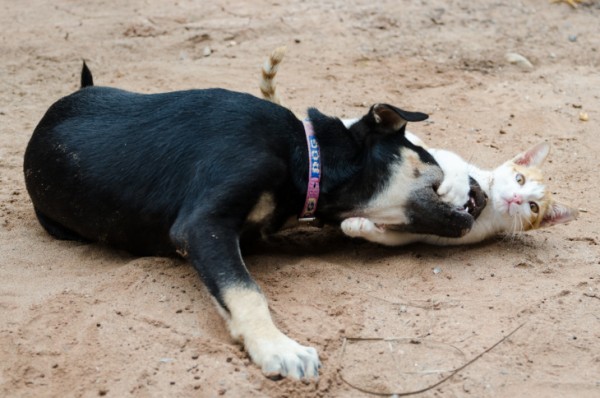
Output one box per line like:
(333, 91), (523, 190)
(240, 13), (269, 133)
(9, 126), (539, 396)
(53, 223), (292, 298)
(341, 138), (578, 245)
(260, 47), (579, 245)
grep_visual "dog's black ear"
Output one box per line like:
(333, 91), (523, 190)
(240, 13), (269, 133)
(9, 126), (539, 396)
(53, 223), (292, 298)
(370, 103), (428, 133)
(348, 104), (428, 141)
(81, 61), (94, 89)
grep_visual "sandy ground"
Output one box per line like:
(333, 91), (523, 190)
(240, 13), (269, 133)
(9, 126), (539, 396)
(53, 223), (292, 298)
(1, 0), (600, 397)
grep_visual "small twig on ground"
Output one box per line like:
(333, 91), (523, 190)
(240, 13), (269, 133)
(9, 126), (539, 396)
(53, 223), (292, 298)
(366, 292), (462, 310)
(583, 292), (600, 300)
(338, 322), (527, 396)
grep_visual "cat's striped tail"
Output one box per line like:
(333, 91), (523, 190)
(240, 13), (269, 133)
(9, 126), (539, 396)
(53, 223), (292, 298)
(259, 46), (286, 106)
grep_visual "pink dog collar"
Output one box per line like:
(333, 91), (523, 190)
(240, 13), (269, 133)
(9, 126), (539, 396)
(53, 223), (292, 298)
(298, 120), (321, 222)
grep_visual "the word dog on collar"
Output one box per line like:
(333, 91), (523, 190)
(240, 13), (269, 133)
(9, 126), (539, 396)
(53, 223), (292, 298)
(298, 120), (321, 222)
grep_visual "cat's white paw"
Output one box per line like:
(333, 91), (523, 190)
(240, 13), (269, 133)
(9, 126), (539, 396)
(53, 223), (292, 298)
(247, 332), (320, 380)
(431, 149), (470, 208)
(341, 217), (384, 238)
(437, 174), (470, 207)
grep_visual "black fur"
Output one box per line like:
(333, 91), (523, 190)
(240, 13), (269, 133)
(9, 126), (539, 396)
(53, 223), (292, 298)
(24, 64), (478, 309)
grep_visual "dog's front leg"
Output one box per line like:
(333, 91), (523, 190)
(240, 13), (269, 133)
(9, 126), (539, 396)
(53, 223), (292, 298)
(222, 284), (319, 380)
(170, 219), (319, 380)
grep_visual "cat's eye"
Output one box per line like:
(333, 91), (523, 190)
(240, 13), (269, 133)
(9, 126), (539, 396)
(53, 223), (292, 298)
(529, 202), (539, 213)
(516, 173), (525, 185)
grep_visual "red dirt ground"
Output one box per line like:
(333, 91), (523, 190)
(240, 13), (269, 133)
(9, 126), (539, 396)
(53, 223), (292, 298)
(1, 1), (599, 396)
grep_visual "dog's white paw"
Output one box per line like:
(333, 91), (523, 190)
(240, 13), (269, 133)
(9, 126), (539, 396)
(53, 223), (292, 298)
(341, 217), (383, 238)
(248, 333), (320, 380)
(223, 287), (319, 381)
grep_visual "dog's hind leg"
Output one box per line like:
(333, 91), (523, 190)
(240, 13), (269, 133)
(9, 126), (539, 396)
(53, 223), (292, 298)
(34, 207), (90, 242)
(170, 213), (320, 380)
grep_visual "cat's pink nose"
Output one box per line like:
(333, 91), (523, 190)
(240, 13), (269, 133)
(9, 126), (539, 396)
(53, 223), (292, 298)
(512, 194), (522, 205)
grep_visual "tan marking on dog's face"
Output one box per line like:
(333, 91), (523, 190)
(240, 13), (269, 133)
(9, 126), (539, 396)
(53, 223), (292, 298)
(359, 148), (439, 224)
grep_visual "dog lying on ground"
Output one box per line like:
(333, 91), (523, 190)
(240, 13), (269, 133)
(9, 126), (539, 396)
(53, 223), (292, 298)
(23, 62), (485, 380)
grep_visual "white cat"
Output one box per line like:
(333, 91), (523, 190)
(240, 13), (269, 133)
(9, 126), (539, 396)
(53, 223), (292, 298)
(341, 134), (579, 245)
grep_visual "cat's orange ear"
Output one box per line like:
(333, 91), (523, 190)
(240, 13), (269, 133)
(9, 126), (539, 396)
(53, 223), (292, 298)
(513, 142), (550, 167)
(540, 201), (579, 228)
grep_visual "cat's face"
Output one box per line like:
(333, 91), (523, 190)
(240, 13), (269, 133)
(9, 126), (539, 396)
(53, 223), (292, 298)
(490, 142), (578, 232)
(492, 161), (549, 230)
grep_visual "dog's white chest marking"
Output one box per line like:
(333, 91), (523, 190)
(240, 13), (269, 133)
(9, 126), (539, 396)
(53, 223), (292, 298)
(247, 192), (275, 224)
(362, 148), (427, 224)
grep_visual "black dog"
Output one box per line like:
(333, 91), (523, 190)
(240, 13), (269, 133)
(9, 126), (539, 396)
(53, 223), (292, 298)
(24, 63), (484, 380)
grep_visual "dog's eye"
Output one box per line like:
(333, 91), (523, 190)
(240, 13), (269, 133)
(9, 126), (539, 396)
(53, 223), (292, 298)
(529, 202), (539, 213)
(515, 173), (525, 185)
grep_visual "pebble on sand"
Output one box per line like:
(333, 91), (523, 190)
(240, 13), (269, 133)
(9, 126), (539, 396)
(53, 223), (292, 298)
(505, 52), (533, 69)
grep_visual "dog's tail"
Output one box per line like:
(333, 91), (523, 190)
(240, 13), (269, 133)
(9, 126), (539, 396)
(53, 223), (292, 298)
(80, 60), (94, 89)
(259, 46), (286, 106)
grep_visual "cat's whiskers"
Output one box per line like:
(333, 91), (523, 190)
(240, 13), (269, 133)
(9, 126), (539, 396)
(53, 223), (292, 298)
(508, 217), (518, 240)
(518, 215), (525, 233)
(506, 214), (523, 241)
(517, 216), (525, 234)
(488, 175), (495, 192)
(524, 216), (534, 232)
